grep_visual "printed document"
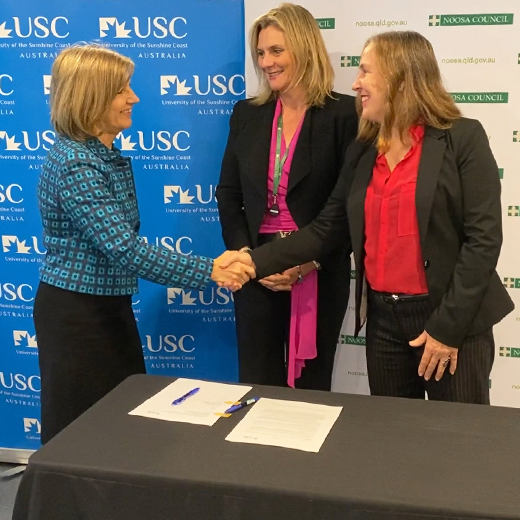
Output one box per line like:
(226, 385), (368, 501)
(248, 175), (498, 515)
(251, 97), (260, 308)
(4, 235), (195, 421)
(129, 378), (252, 426)
(226, 398), (342, 452)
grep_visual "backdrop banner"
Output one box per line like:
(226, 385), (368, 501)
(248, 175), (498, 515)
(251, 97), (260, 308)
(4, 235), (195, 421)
(0, 0), (245, 459)
(245, 0), (520, 405)
(3, 0), (520, 460)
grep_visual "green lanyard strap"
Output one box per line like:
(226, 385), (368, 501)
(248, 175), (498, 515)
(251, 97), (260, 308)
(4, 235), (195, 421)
(272, 113), (290, 200)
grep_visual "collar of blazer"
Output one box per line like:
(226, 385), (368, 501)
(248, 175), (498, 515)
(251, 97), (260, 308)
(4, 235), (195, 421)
(238, 99), (314, 200)
(347, 125), (448, 261)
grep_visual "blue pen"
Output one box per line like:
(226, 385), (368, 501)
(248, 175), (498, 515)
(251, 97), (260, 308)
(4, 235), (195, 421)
(224, 397), (260, 414)
(172, 387), (200, 405)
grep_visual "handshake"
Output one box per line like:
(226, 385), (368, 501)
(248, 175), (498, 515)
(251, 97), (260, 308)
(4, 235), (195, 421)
(211, 250), (312, 292)
(211, 250), (257, 292)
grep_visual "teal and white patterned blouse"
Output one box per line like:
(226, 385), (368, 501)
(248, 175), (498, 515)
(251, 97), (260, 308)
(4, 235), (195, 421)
(37, 136), (213, 295)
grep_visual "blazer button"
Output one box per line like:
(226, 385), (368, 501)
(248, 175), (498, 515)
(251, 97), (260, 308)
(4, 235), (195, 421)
(424, 260), (430, 269)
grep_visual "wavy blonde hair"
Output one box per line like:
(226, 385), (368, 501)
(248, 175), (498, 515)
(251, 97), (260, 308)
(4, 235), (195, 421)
(249, 2), (334, 107)
(357, 31), (461, 152)
(50, 44), (134, 141)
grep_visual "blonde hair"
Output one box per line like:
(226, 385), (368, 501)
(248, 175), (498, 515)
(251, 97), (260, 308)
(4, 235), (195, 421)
(50, 44), (134, 141)
(249, 2), (334, 107)
(357, 31), (461, 152)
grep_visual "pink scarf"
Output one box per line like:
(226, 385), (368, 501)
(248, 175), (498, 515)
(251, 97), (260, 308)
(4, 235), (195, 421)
(287, 270), (318, 387)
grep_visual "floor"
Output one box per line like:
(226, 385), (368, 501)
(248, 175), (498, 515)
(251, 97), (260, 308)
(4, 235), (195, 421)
(0, 463), (24, 520)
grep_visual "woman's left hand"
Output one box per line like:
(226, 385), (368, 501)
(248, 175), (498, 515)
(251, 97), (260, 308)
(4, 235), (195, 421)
(259, 263), (314, 291)
(282, 262), (316, 284)
(409, 331), (459, 381)
(282, 266), (300, 285)
(258, 272), (292, 291)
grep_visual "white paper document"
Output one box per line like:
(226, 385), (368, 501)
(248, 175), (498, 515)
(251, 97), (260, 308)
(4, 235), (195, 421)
(129, 378), (252, 426)
(225, 398), (342, 452)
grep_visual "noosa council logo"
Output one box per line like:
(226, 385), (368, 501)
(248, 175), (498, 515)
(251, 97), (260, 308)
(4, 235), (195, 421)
(160, 74), (245, 97)
(0, 130), (55, 151)
(2, 235), (46, 254)
(116, 130), (189, 151)
(0, 17), (69, 38)
(99, 16), (187, 39)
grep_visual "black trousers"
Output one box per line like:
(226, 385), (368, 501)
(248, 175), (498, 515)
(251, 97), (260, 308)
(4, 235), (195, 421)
(365, 289), (494, 404)
(34, 282), (146, 444)
(233, 275), (348, 391)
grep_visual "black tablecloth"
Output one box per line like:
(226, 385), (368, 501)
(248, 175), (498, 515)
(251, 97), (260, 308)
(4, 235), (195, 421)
(12, 374), (520, 520)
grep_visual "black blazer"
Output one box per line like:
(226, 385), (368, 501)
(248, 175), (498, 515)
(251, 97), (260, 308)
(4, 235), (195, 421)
(216, 92), (358, 270)
(251, 118), (514, 347)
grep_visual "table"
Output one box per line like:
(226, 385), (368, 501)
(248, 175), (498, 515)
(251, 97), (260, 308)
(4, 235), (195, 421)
(12, 374), (520, 520)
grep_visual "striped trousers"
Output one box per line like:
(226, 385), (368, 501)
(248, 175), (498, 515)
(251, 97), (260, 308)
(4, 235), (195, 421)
(365, 289), (494, 404)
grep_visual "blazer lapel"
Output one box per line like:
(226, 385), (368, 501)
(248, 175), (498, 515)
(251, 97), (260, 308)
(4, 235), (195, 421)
(416, 126), (446, 252)
(347, 146), (377, 265)
(287, 108), (312, 193)
(242, 101), (276, 199)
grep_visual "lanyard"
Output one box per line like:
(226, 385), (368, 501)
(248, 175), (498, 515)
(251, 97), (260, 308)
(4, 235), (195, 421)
(273, 114), (290, 201)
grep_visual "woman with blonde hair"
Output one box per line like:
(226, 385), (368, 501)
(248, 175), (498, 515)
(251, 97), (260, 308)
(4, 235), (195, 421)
(35, 45), (253, 443)
(216, 3), (358, 389)
(239, 30), (513, 403)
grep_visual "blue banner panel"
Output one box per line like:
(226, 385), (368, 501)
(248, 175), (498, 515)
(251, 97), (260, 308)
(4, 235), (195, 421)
(0, 0), (244, 453)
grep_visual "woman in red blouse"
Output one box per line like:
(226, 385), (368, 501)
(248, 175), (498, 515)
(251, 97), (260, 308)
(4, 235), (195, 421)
(236, 30), (513, 404)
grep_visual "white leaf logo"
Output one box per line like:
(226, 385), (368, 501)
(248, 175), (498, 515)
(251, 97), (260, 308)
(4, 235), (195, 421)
(0, 21), (13, 38)
(118, 132), (136, 150)
(13, 330), (38, 347)
(0, 131), (22, 150)
(43, 75), (51, 95)
(167, 288), (197, 305)
(99, 17), (131, 38)
(2, 235), (31, 253)
(164, 186), (194, 204)
(159, 75), (191, 96)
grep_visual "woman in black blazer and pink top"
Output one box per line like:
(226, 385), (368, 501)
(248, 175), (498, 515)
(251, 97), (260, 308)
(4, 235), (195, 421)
(232, 31), (513, 404)
(216, 3), (358, 390)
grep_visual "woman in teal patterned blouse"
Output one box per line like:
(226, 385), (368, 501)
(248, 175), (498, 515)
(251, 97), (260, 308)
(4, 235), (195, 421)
(35, 45), (254, 443)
